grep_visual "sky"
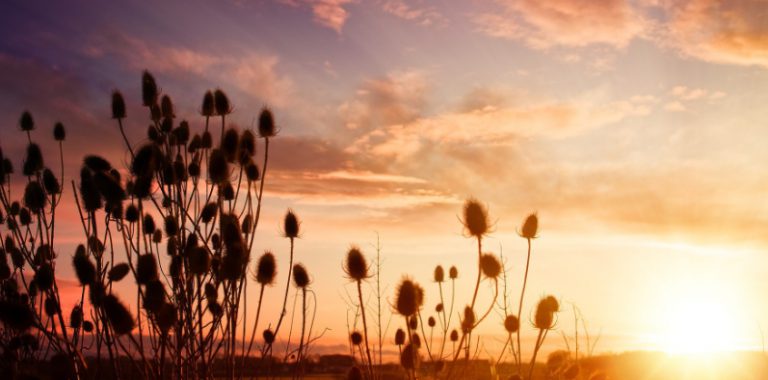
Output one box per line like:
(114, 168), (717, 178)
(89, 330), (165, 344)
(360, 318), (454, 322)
(2, 0), (768, 360)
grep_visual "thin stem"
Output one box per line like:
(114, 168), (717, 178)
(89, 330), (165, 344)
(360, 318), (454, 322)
(516, 238), (532, 372)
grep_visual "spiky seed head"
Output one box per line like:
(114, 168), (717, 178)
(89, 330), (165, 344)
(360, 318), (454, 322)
(89, 282), (105, 306)
(20, 111), (34, 131)
(188, 161), (201, 177)
(221, 128), (239, 163)
(221, 181), (235, 200)
(395, 278), (420, 317)
(208, 149), (229, 184)
(200, 202), (218, 223)
(125, 204), (139, 223)
(70, 305), (83, 328)
(263, 329), (275, 344)
(255, 252), (277, 285)
(143, 279), (165, 312)
(103, 294), (135, 335)
(347, 366), (363, 380)
(208, 301), (223, 317)
(258, 107), (276, 138)
(201, 90), (215, 117)
(53, 122), (66, 141)
(345, 246), (368, 281)
(108, 263), (130, 282)
(504, 315), (519, 333)
(202, 131), (213, 148)
(463, 198), (489, 238)
(409, 315), (418, 330)
(143, 214), (156, 235)
(350, 331), (363, 345)
(23, 181), (46, 212)
(24, 143), (44, 176)
(0, 299), (35, 330)
(188, 247), (211, 276)
(450, 329), (459, 342)
(245, 162), (260, 182)
(160, 95), (174, 118)
(131, 144), (161, 177)
(242, 214), (253, 233)
(435, 303), (443, 313)
(73, 245), (96, 286)
(42, 168), (60, 194)
(32, 263), (54, 290)
(141, 71), (158, 107)
(135, 254), (158, 284)
(94, 171), (126, 205)
(173, 121), (190, 144)
(85, 154), (113, 171)
(156, 302), (177, 334)
(19, 208), (32, 225)
(164, 216), (178, 236)
(521, 213), (539, 239)
(480, 253), (502, 279)
(44, 296), (59, 316)
(213, 89), (231, 115)
(239, 129), (256, 159)
(395, 328), (406, 345)
(428, 316), (436, 327)
(434, 265), (444, 283)
(400, 343), (418, 370)
(411, 333), (421, 347)
(79, 168), (102, 211)
(204, 283), (217, 301)
(283, 209), (300, 238)
(83, 320), (94, 333)
(112, 91), (126, 119)
(449, 266), (458, 279)
(461, 306), (475, 333)
(534, 295), (558, 330)
(292, 263), (310, 288)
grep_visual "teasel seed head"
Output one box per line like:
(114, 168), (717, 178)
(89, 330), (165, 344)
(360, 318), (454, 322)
(395, 278), (420, 317)
(70, 305), (83, 329)
(245, 162), (260, 182)
(132, 144), (161, 177)
(135, 254), (158, 284)
(108, 263), (130, 282)
(79, 168), (102, 211)
(409, 315), (418, 330)
(188, 247), (211, 276)
(156, 302), (177, 334)
(173, 120), (190, 144)
(239, 129), (256, 159)
(85, 153), (113, 171)
(434, 265), (444, 283)
(53, 122), (66, 141)
(461, 306), (476, 333)
(82, 320), (94, 333)
(164, 215), (178, 236)
(255, 251), (277, 285)
(103, 294), (135, 335)
(208, 300), (223, 317)
(450, 329), (459, 342)
(23, 181), (46, 213)
(19, 208), (32, 225)
(125, 204), (139, 223)
(221, 128), (239, 163)
(112, 90), (126, 119)
(534, 295), (559, 330)
(395, 328), (405, 345)
(462, 198), (489, 238)
(504, 315), (519, 333)
(20, 110), (34, 131)
(292, 263), (310, 288)
(411, 333), (421, 347)
(160, 95), (175, 119)
(208, 149), (229, 184)
(23, 143), (44, 176)
(89, 282), (105, 307)
(141, 71), (158, 107)
(428, 316), (436, 327)
(242, 214), (253, 233)
(263, 329), (275, 344)
(201, 90), (215, 117)
(201, 202), (218, 223)
(0, 299), (35, 330)
(204, 283), (217, 301)
(31, 265), (53, 293)
(73, 244), (95, 286)
(283, 209), (300, 238)
(480, 253), (502, 279)
(143, 214), (156, 235)
(213, 88), (231, 115)
(400, 343), (418, 370)
(344, 246), (368, 281)
(350, 331), (363, 345)
(44, 296), (59, 316)
(258, 107), (276, 138)
(142, 279), (165, 313)
(435, 303), (443, 313)
(42, 168), (60, 194)
(202, 131), (213, 149)
(221, 181), (235, 200)
(520, 213), (539, 239)
(449, 266), (458, 279)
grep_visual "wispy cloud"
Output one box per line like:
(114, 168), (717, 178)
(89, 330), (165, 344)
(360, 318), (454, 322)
(381, 0), (448, 27)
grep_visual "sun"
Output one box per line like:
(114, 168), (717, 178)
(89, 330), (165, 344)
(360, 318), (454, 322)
(656, 283), (742, 354)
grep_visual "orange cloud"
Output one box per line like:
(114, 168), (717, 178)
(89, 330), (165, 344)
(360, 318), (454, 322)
(309, 0), (354, 33)
(475, 0), (646, 48)
(381, 0), (448, 27)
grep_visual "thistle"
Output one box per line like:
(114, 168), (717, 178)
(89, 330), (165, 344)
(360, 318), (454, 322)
(350, 331), (363, 345)
(201, 90), (215, 117)
(53, 122), (66, 141)
(112, 91), (126, 119)
(283, 209), (300, 238)
(434, 265), (444, 283)
(103, 294), (135, 335)
(292, 263), (310, 288)
(255, 251), (277, 285)
(504, 315), (519, 333)
(462, 198), (489, 238)
(72, 245), (95, 286)
(520, 213), (538, 239)
(344, 246), (368, 281)
(258, 107), (276, 138)
(142, 71), (158, 106)
(449, 266), (458, 279)
(23, 143), (44, 175)
(23, 181), (46, 212)
(108, 263), (130, 282)
(480, 253), (502, 279)
(135, 254), (158, 284)
(213, 89), (231, 115)
(20, 110), (34, 131)
(395, 278), (420, 317)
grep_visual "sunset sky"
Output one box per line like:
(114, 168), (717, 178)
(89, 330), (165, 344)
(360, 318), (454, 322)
(2, 0), (768, 359)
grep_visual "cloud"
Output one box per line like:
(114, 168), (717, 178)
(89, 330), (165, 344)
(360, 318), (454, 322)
(381, 0), (448, 27)
(475, 0), (646, 49)
(339, 70), (428, 131)
(309, 0), (354, 33)
(653, 0), (768, 68)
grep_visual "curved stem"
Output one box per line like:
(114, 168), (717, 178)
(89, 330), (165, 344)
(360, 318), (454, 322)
(357, 280), (375, 378)
(516, 238), (532, 372)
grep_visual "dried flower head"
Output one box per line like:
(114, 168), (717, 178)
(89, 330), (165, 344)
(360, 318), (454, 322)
(263, 329), (275, 344)
(143, 279), (165, 312)
(24, 143), (44, 176)
(208, 149), (229, 184)
(350, 331), (363, 345)
(189, 247), (211, 276)
(463, 198), (489, 238)
(70, 305), (83, 329)
(255, 251), (277, 285)
(221, 128), (239, 162)
(400, 343), (418, 370)
(214, 88), (231, 115)
(258, 107), (276, 138)
(73, 245), (95, 286)
(20, 110), (34, 131)
(160, 95), (175, 118)
(433, 265), (444, 283)
(112, 91), (126, 119)
(42, 168), (60, 194)
(428, 316), (436, 327)
(156, 302), (177, 334)
(53, 122), (66, 141)
(395, 328), (406, 345)
(44, 296), (59, 316)
(292, 263), (310, 288)
(521, 213), (539, 239)
(504, 315), (519, 333)
(23, 181), (46, 212)
(143, 214), (156, 235)
(395, 278), (420, 317)
(108, 263), (130, 282)
(480, 253), (502, 279)
(435, 303), (443, 313)
(141, 71), (158, 107)
(534, 295), (559, 330)
(409, 315), (418, 330)
(283, 209), (300, 238)
(449, 266), (458, 279)
(200, 202), (218, 223)
(461, 306), (476, 333)
(135, 254), (158, 284)
(344, 246), (368, 281)
(103, 294), (135, 335)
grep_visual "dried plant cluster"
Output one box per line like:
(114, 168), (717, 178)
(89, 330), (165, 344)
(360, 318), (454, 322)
(0, 71), (319, 379)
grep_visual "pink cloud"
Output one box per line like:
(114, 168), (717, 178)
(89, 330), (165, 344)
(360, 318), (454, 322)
(381, 0), (448, 27)
(475, 0), (646, 48)
(309, 0), (354, 33)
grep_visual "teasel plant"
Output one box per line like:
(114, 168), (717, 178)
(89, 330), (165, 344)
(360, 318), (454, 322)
(343, 246), (375, 379)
